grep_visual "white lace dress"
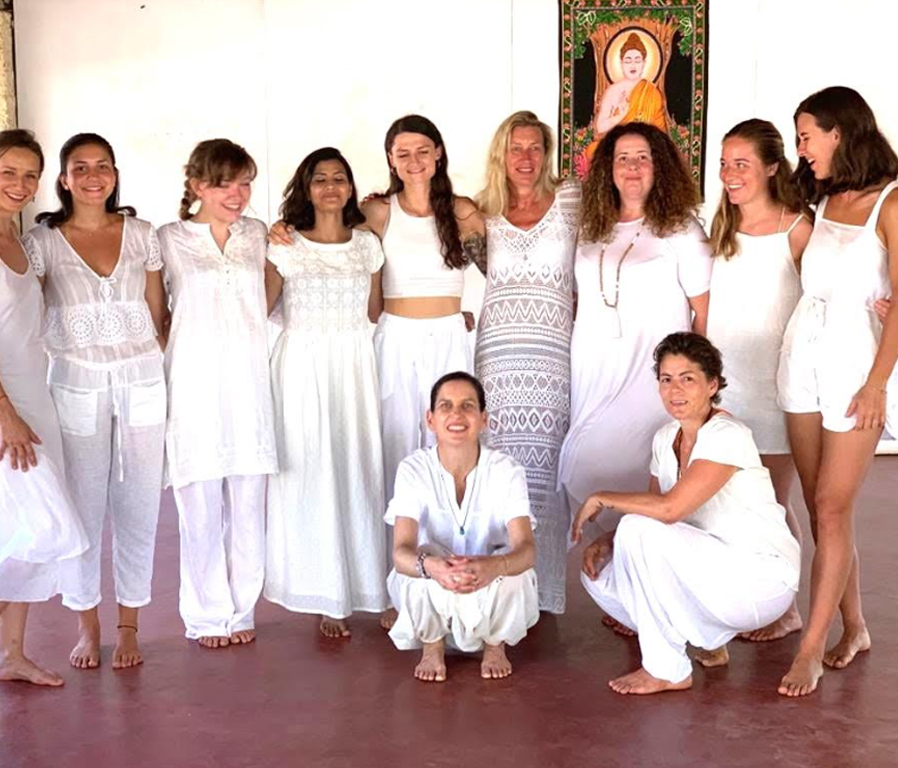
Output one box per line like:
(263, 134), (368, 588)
(263, 230), (389, 619)
(474, 179), (580, 615)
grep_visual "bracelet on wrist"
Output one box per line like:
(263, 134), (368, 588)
(415, 552), (431, 579)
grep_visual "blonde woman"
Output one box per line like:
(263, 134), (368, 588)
(474, 111), (579, 614)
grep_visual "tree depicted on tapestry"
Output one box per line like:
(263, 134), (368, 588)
(560, 0), (708, 190)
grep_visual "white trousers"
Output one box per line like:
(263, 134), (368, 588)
(582, 515), (795, 683)
(387, 568), (539, 652)
(374, 313), (474, 503)
(174, 475), (266, 639)
(57, 385), (165, 611)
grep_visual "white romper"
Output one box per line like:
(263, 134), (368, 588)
(707, 218), (803, 453)
(778, 181), (898, 433)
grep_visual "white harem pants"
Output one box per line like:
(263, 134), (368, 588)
(173, 475), (266, 639)
(387, 568), (539, 652)
(582, 515), (795, 683)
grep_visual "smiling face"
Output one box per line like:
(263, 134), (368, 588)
(658, 353), (718, 422)
(388, 132), (441, 186)
(505, 125), (546, 191)
(192, 171), (253, 225)
(621, 50), (646, 81)
(612, 133), (654, 210)
(61, 143), (117, 209)
(0, 147), (41, 216)
(307, 159), (352, 216)
(719, 136), (776, 207)
(796, 112), (840, 180)
(426, 379), (487, 448)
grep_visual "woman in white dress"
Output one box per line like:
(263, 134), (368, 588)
(0, 130), (87, 687)
(474, 111), (579, 614)
(263, 147), (389, 637)
(559, 122), (712, 541)
(25, 133), (167, 671)
(158, 139), (277, 649)
(708, 119), (812, 642)
(573, 333), (799, 696)
(777, 87), (898, 697)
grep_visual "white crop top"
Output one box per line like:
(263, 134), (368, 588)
(381, 194), (465, 299)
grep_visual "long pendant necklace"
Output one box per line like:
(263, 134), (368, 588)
(598, 224), (643, 338)
(441, 459), (480, 536)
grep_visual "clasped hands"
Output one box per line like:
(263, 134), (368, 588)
(425, 555), (501, 594)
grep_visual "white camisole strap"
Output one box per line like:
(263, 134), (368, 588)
(865, 179), (898, 231)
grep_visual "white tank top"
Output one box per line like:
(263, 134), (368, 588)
(381, 194), (465, 298)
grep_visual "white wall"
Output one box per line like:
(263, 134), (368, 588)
(14, 0), (898, 258)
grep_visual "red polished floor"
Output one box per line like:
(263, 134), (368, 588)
(2, 458), (896, 767)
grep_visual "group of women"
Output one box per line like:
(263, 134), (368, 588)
(0, 84), (895, 699)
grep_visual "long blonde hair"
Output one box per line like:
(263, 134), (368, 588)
(710, 119), (807, 259)
(476, 111), (558, 216)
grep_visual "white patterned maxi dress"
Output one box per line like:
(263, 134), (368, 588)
(474, 179), (580, 614)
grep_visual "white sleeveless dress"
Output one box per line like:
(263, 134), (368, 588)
(0, 255), (87, 601)
(778, 181), (898, 433)
(707, 218), (803, 453)
(474, 179), (580, 615)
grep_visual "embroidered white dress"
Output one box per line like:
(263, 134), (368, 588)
(157, 217), (277, 488)
(0, 255), (87, 601)
(23, 216), (166, 611)
(559, 218), (712, 517)
(263, 230), (389, 618)
(474, 179), (579, 614)
(707, 222), (803, 454)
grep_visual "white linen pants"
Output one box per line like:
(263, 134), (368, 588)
(57, 385), (165, 611)
(374, 313), (474, 503)
(174, 474), (266, 639)
(582, 515), (795, 683)
(387, 568), (539, 652)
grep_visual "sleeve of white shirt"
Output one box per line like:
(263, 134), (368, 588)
(360, 230), (385, 273)
(267, 241), (292, 278)
(689, 417), (758, 471)
(21, 228), (46, 277)
(144, 223), (164, 272)
(650, 428), (663, 479)
(674, 217), (713, 298)
(384, 457), (426, 526)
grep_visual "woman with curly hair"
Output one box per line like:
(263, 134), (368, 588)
(777, 87), (898, 697)
(572, 333), (800, 695)
(558, 123), (712, 546)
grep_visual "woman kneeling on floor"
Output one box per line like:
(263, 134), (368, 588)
(386, 371), (539, 682)
(572, 332), (800, 695)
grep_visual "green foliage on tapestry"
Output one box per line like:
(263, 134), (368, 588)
(572, 8), (696, 58)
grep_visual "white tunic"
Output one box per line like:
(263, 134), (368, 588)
(652, 413), (801, 587)
(707, 221), (802, 453)
(264, 230), (389, 618)
(778, 181), (898, 433)
(157, 217), (277, 488)
(0, 256), (86, 588)
(559, 217), (712, 506)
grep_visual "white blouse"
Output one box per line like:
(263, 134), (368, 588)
(157, 216), (277, 488)
(23, 216), (162, 366)
(651, 413), (801, 589)
(385, 446), (535, 557)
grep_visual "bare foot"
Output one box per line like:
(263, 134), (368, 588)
(380, 609), (398, 631)
(229, 629), (256, 645)
(112, 627), (143, 669)
(481, 643), (513, 680)
(694, 645), (729, 668)
(70, 624), (101, 670)
(609, 667), (692, 695)
(414, 641), (446, 683)
(0, 654), (64, 687)
(739, 604), (803, 642)
(319, 617), (351, 639)
(824, 625), (871, 669)
(778, 653), (824, 697)
(198, 636), (230, 649)
(601, 614), (637, 638)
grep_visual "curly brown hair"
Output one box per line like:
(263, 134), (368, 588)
(581, 122), (699, 243)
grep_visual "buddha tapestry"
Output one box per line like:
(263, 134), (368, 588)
(559, 0), (709, 192)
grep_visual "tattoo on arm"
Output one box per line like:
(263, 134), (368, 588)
(463, 232), (487, 275)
